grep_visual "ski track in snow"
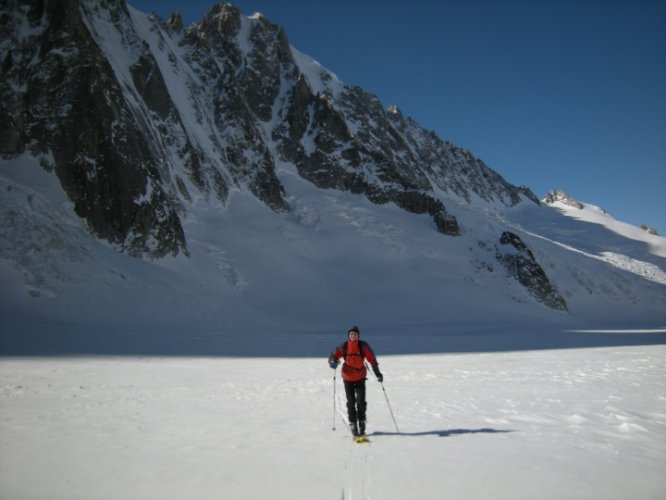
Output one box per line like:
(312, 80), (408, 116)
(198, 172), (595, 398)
(335, 384), (371, 500)
(338, 395), (372, 500)
(343, 436), (371, 500)
(1, 346), (665, 500)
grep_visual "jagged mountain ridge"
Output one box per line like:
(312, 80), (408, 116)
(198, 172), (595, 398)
(1, 0), (665, 330)
(1, 0), (534, 253)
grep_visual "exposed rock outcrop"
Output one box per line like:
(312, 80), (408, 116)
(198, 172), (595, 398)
(497, 231), (568, 311)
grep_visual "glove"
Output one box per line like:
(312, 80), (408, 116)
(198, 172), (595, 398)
(329, 359), (339, 370)
(375, 371), (383, 383)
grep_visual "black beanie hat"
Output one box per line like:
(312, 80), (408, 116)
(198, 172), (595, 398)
(348, 325), (360, 337)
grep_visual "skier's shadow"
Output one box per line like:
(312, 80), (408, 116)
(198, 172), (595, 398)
(371, 428), (513, 438)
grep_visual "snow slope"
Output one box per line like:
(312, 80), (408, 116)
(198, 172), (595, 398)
(2, 153), (666, 354)
(1, 346), (665, 499)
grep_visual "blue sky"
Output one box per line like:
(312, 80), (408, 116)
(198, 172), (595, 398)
(129, 0), (666, 233)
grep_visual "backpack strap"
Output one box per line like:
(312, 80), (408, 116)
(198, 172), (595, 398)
(342, 340), (367, 359)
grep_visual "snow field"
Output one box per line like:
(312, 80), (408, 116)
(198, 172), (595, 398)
(1, 345), (665, 500)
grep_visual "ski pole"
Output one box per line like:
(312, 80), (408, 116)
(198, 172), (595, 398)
(380, 381), (400, 434)
(332, 370), (337, 431)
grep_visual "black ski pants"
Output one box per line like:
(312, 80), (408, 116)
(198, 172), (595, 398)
(344, 379), (367, 423)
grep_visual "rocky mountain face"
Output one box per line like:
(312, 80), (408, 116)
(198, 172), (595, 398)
(1, 0), (568, 310)
(497, 232), (568, 311)
(1, 0), (189, 256)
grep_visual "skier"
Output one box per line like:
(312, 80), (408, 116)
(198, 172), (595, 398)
(328, 325), (383, 438)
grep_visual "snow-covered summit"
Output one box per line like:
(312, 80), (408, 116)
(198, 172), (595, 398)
(541, 191), (666, 259)
(543, 189), (584, 209)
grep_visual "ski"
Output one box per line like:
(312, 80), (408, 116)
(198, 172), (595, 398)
(354, 434), (370, 443)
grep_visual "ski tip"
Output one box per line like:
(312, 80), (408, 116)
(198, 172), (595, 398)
(354, 435), (370, 443)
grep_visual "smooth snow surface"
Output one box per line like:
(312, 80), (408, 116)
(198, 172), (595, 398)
(1, 346), (665, 499)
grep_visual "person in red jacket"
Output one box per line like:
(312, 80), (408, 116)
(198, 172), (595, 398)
(328, 325), (383, 437)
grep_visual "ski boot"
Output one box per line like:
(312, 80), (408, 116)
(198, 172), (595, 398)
(354, 420), (370, 443)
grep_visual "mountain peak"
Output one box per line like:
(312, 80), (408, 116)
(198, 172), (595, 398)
(387, 104), (402, 116)
(640, 224), (659, 236)
(167, 11), (182, 31)
(543, 189), (584, 209)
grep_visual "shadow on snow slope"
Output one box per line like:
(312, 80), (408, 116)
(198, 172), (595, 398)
(1, 319), (665, 357)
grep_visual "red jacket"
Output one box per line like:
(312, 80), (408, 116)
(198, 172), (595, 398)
(330, 340), (379, 382)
